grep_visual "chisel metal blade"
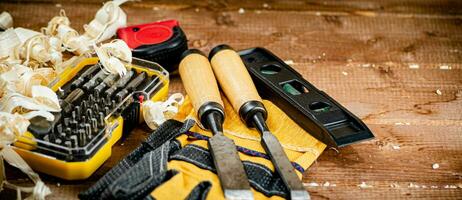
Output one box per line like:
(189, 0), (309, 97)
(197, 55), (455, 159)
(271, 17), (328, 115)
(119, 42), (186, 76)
(209, 133), (253, 200)
(261, 131), (310, 200)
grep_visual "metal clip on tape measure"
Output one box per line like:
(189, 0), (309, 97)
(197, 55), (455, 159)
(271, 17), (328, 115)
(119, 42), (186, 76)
(117, 20), (188, 72)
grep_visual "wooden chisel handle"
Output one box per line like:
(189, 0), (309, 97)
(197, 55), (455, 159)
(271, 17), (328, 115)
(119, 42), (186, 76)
(209, 45), (267, 125)
(179, 49), (225, 125)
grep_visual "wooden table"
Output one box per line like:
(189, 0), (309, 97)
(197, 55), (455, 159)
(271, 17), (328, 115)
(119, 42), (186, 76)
(1, 0), (461, 199)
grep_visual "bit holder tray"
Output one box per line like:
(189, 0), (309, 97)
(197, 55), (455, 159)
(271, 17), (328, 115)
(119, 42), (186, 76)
(238, 47), (374, 147)
(13, 57), (169, 180)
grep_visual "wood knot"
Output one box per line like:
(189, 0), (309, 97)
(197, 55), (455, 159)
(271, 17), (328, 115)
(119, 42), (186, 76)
(216, 13), (236, 26)
(323, 15), (342, 26)
(402, 44), (416, 53)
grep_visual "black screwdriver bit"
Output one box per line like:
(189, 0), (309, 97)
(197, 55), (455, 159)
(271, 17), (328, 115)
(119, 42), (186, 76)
(94, 73), (120, 95)
(70, 135), (78, 148)
(114, 72), (146, 102)
(71, 64), (100, 90)
(91, 118), (98, 134)
(78, 129), (86, 147)
(98, 112), (105, 129)
(82, 69), (108, 91)
(60, 88), (84, 114)
(104, 70), (135, 98)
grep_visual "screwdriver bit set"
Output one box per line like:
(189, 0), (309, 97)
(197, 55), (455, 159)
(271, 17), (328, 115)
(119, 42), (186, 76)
(13, 57), (169, 180)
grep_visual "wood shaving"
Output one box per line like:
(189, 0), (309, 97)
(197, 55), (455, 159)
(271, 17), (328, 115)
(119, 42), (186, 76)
(392, 144), (401, 150)
(361, 63), (371, 68)
(323, 182), (330, 187)
(439, 65), (451, 70)
(0, 2), (130, 199)
(263, 3), (269, 8)
(358, 182), (373, 189)
(436, 89), (442, 95)
(284, 60), (294, 65)
(303, 182), (319, 187)
(342, 71), (348, 76)
(390, 183), (400, 188)
(432, 163), (440, 169)
(143, 93), (184, 130)
(329, 147), (340, 153)
(409, 64), (420, 69)
(0, 11), (13, 30)
(408, 183), (420, 188)
(0, 112), (29, 147)
(238, 8), (245, 14)
(93, 39), (131, 76)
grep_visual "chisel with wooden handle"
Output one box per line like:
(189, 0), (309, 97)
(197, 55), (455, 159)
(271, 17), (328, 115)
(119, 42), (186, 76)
(209, 44), (310, 200)
(179, 49), (253, 200)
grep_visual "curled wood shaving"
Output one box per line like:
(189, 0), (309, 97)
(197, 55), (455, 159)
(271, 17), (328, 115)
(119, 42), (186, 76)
(12, 28), (63, 66)
(0, 112), (29, 148)
(436, 89), (442, 95)
(0, 1), (129, 199)
(0, 87), (60, 121)
(82, 0), (127, 43)
(0, 12), (13, 30)
(390, 182), (400, 188)
(142, 93), (184, 130)
(94, 39), (131, 76)
(0, 113), (51, 200)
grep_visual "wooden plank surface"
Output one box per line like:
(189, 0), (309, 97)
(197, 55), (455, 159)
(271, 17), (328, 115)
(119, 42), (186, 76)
(1, 0), (461, 199)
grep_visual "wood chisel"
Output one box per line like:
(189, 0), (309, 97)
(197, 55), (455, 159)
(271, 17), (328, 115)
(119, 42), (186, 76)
(209, 44), (311, 200)
(179, 49), (253, 200)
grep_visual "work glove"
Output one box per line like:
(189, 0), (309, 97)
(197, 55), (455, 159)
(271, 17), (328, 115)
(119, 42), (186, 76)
(80, 96), (326, 199)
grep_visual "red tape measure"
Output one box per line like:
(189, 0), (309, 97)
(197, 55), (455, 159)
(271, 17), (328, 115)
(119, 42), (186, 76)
(117, 20), (188, 72)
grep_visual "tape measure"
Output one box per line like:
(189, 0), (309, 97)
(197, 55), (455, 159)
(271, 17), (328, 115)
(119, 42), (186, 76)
(117, 20), (188, 72)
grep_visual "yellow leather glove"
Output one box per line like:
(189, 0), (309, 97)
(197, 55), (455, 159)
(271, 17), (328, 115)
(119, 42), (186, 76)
(80, 95), (325, 200)
(150, 96), (326, 199)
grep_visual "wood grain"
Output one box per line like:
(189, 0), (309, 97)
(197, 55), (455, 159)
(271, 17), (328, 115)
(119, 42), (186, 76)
(210, 48), (262, 113)
(0, 0), (461, 199)
(179, 52), (223, 115)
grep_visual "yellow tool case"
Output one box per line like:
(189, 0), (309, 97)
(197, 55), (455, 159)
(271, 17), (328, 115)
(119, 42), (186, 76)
(13, 57), (169, 180)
